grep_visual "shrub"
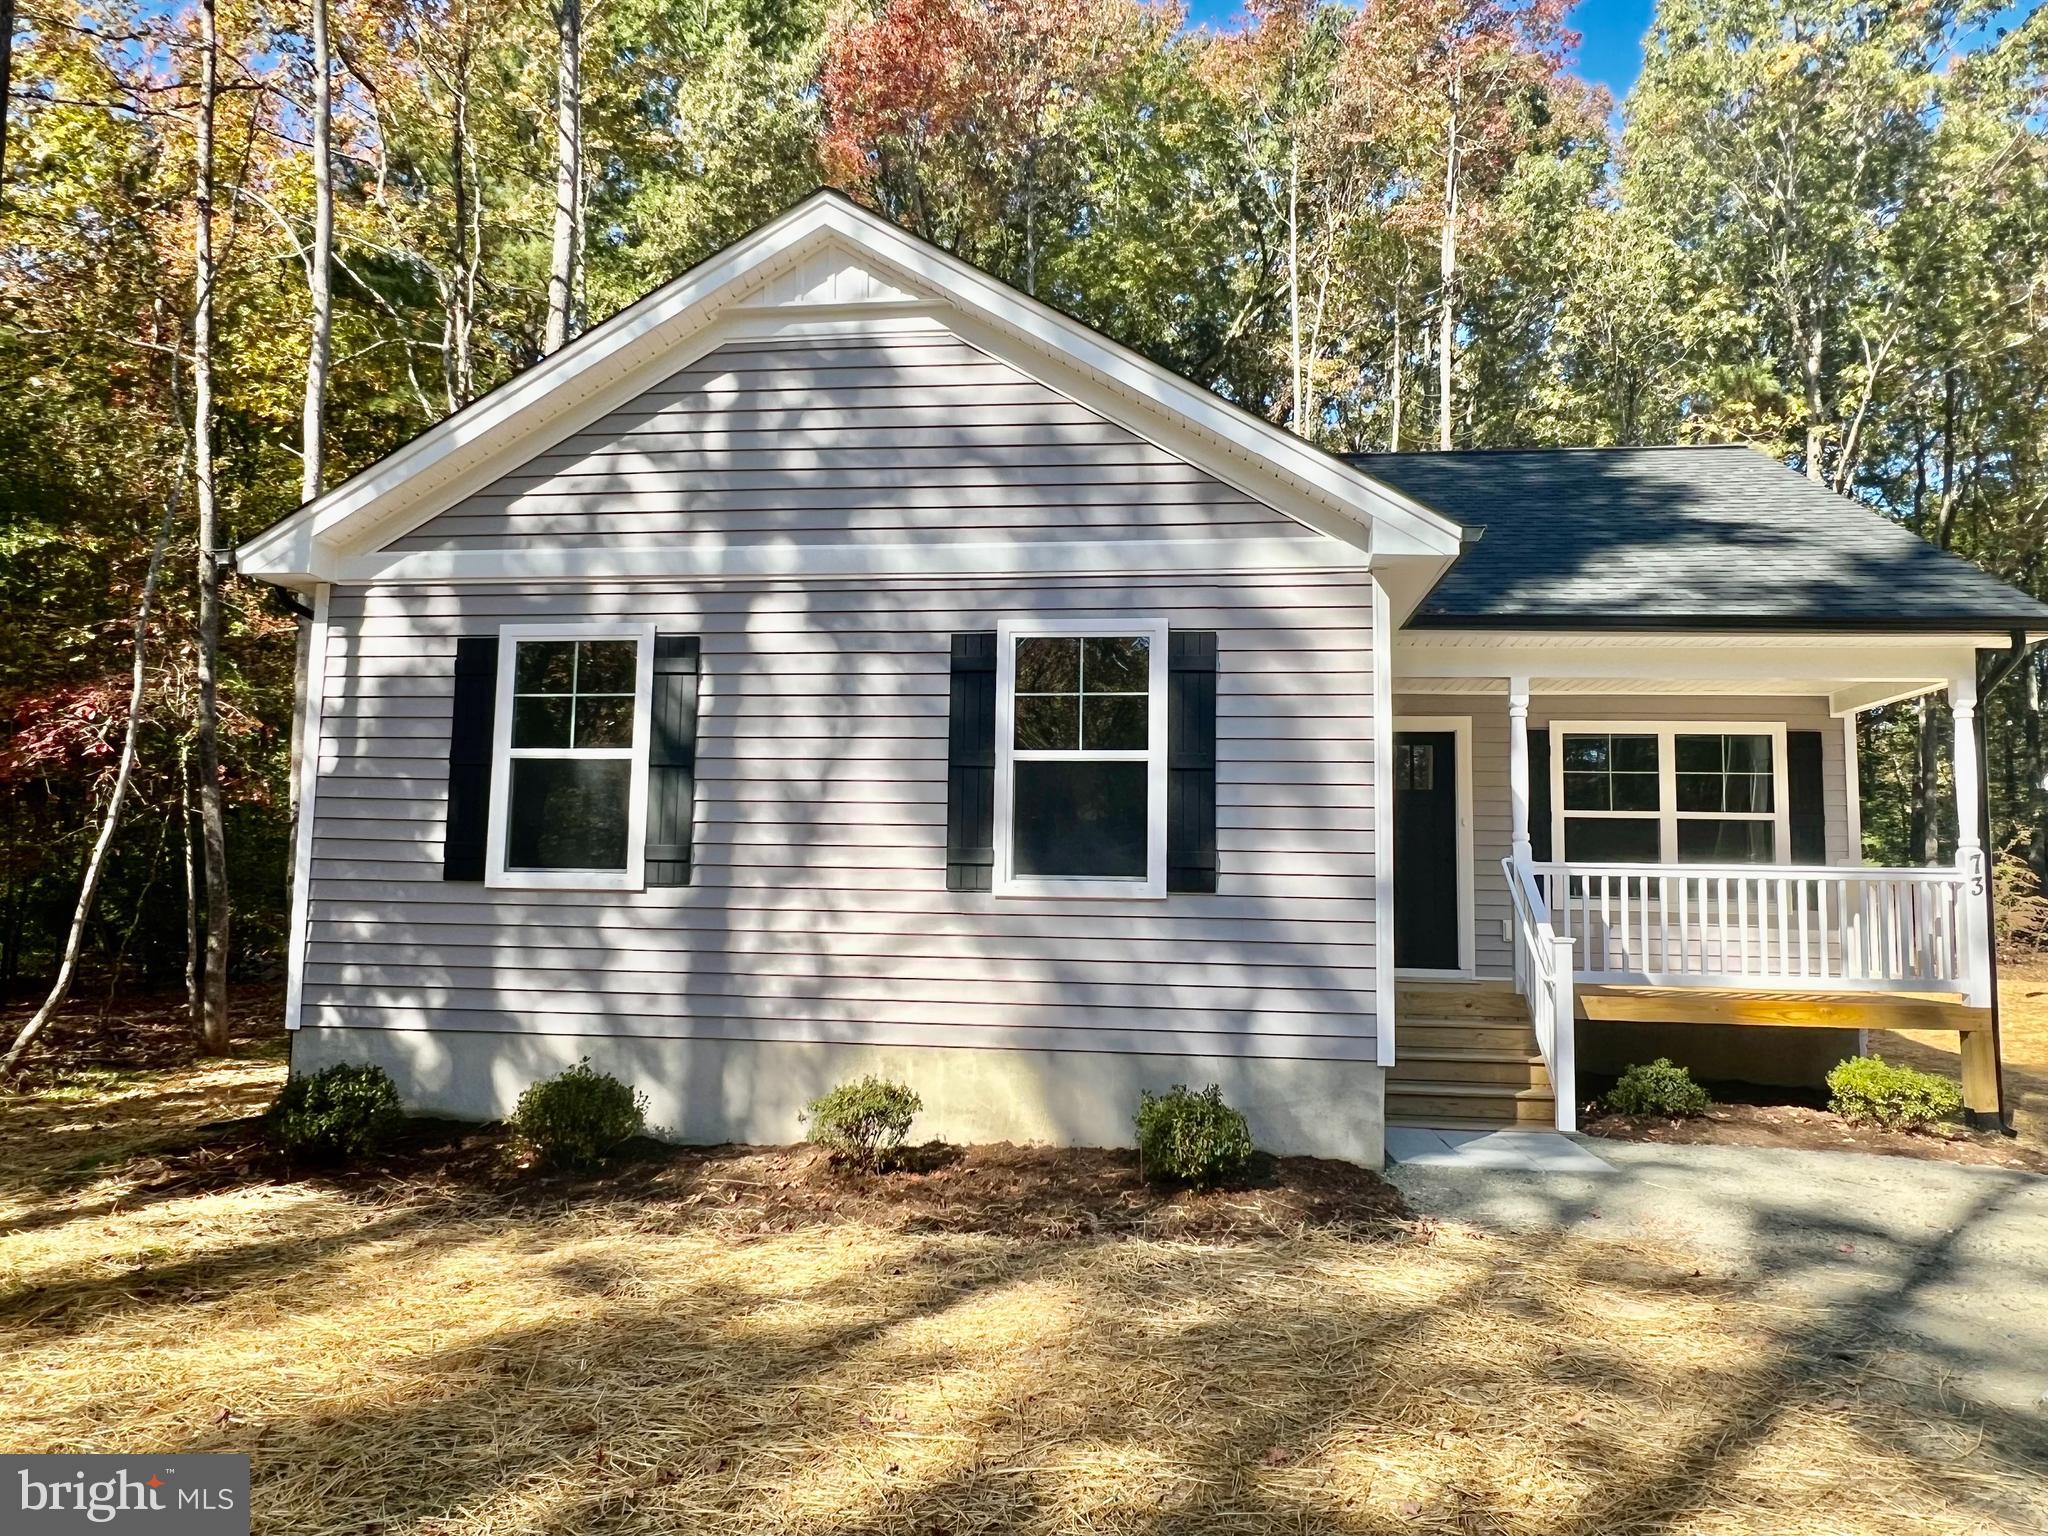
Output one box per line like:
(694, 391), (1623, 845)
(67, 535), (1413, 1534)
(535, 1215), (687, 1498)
(1826, 1055), (1963, 1131)
(511, 1060), (648, 1169)
(803, 1076), (921, 1171)
(1135, 1084), (1254, 1188)
(1605, 1058), (1712, 1119)
(268, 1063), (403, 1160)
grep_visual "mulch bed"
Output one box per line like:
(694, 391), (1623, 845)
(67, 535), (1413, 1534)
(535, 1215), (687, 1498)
(126, 1116), (1411, 1242)
(1582, 1088), (2048, 1174)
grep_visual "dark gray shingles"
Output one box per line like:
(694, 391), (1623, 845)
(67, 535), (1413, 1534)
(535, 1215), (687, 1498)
(1348, 444), (2048, 628)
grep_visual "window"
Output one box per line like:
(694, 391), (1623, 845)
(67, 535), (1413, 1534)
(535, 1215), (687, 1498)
(1551, 722), (1787, 867)
(1396, 740), (1435, 791)
(995, 618), (1168, 897)
(486, 624), (655, 889)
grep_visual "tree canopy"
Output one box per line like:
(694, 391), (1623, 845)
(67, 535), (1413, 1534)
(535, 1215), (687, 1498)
(1, 0), (2045, 1000)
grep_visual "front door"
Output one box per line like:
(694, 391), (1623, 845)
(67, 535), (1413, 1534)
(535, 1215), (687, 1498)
(1394, 730), (1460, 971)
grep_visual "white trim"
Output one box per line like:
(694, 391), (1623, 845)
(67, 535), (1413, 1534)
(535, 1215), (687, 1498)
(992, 617), (1169, 900)
(484, 623), (656, 891)
(1371, 575), (1397, 1067)
(1392, 714), (1475, 980)
(281, 584), (330, 1032)
(1398, 631), (1995, 690)
(1548, 720), (1791, 865)
(1842, 711), (1864, 865)
(340, 534), (1368, 587)
(234, 195), (1464, 582)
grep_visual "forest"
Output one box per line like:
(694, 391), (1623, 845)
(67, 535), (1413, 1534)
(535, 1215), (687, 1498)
(0, 0), (2044, 1033)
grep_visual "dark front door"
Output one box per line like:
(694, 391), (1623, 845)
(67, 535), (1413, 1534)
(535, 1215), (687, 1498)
(1394, 730), (1460, 971)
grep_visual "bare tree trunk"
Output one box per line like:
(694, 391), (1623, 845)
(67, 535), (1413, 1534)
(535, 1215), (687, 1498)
(1, 0), (15, 201)
(193, 0), (232, 1055)
(441, 37), (478, 408)
(301, 0), (334, 503)
(1287, 137), (1301, 429)
(182, 742), (200, 1029)
(543, 0), (581, 356)
(2026, 653), (2046, 883)
(1913, 695), (1942, 865)
(2, 456), (185, 1076)
(1436, 100), (1459, 453)
(1801, 318), (1825, 482)
(1387, 290), (1402, 452)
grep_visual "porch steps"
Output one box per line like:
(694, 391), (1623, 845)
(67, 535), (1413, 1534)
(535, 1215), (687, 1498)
(1389, 982), (1556, 1129)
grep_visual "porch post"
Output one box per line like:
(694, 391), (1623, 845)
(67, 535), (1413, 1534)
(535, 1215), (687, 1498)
(1507, 676), (1532, 865)
(1950, 670), (1992, 1013)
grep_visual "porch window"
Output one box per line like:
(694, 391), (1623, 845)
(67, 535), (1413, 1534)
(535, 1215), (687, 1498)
(486, 624), (654, 889)
(994, 618), (1168, 898)
(1552, 723), (1787, 866)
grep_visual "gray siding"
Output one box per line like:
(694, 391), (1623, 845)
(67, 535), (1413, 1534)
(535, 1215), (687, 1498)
(388, 331), (1318, 552)
(1395, 691), (1851, 978)
(305, 572), (1378, 1060)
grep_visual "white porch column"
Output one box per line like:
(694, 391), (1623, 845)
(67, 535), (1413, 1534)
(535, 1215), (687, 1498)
(1507, 676), (1533, 865)
(1950, 669), (1991, 1007)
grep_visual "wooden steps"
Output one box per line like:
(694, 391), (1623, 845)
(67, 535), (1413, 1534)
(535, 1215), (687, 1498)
(1389, 982), (1556, 1129)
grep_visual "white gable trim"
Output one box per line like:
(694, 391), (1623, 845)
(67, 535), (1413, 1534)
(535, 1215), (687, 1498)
(235, 192), (1463, 584)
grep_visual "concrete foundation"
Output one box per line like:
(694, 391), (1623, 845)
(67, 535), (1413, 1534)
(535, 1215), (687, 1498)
(291, 1028), (1388, 1167)
(1577, 1020), (1863, 1090)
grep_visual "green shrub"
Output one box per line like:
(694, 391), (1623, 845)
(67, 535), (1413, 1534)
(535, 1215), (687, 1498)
(1135, 1084), (1254, 1188)
(1605, 1058), (1712, 1118)
(803, 1076), (922, 1170)
(511, 1060), (648, 1169)
(1826, 1055), (1963, 1131)
(268, 1063), (403, 1160)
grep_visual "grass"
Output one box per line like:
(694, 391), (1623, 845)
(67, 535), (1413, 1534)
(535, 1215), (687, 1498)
(3, 1037), (2046, 1532)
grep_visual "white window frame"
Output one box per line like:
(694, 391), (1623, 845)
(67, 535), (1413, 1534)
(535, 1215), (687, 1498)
(486, 621), (656, 891)
(994, 616), (1169, 900)
(1548, 720), (1791, 866)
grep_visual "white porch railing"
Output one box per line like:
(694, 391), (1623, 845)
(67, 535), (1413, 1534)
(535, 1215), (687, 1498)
(1504, 857), (1578, 1133)
(1531, 856), (1987, 998)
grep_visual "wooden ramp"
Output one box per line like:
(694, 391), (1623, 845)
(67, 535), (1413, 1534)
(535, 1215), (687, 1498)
(1389, 982), (1554, 1129)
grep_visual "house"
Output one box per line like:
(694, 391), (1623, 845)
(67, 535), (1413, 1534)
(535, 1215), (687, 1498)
(236, 192), (2048, 1166)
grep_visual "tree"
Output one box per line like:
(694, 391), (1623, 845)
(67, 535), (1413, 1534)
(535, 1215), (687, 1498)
(544, 0), (580, 353)
(303, 0), (336, 501)
(1339, 0), (1582, 449)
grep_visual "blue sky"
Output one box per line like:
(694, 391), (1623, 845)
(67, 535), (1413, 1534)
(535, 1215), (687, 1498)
(1181, 1), (2045, 104)
(1181, 0), (1659, 98)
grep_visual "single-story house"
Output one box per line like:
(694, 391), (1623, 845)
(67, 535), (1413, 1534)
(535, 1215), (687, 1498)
(236, 191), (2048, 1166)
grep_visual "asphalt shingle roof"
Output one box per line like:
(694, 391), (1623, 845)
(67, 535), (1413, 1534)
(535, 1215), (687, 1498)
(1347, 444), (2048, 630)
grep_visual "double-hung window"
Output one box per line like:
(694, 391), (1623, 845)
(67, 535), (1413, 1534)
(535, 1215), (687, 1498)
(486, 623), (655, 889)
(994, 618), (1168, 898)
(1551, 721), (1788, 866)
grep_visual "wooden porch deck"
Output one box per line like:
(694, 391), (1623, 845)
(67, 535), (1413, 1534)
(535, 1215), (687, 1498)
(1575, 982), (2000, 1119)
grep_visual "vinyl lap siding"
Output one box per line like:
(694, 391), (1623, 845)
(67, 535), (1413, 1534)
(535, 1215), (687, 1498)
(387, 331), (1319, 552)
(305, 573), (1378, 1060)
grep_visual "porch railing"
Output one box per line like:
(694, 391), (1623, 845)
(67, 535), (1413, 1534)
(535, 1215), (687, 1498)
(1531, 857), (1986, 997)
(1504, 857), (1578, 1133)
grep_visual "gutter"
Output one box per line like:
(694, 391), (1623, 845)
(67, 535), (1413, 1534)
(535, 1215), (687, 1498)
(1974, 628), (2038, 1135)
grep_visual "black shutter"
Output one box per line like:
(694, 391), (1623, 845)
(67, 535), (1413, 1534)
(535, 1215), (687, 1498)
(1528, 724), (1552, 862)
(946, 633), (997, 892)
(1168, 630), (1219, 893)
(443, 636), (498, 881)
(1787, 729), (1825, 864)
(646, 635), (701, 887)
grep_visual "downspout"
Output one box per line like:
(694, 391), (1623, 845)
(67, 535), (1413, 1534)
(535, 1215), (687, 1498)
(1975, 629), (2036, 1135)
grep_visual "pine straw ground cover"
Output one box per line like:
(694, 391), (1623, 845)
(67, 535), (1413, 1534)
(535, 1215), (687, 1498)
(4, 1045), (2047, 1534)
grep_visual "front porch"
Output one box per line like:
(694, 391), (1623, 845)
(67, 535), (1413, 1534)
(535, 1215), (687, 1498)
(1390, 630), (2007, 1134)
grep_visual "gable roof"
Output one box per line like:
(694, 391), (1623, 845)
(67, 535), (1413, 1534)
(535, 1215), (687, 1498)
(1350, 444), (2048, 632)
(235, 190), (1464, 586)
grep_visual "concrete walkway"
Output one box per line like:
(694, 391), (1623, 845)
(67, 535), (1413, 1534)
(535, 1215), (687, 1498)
(1388, 1136), (2048, 1417)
